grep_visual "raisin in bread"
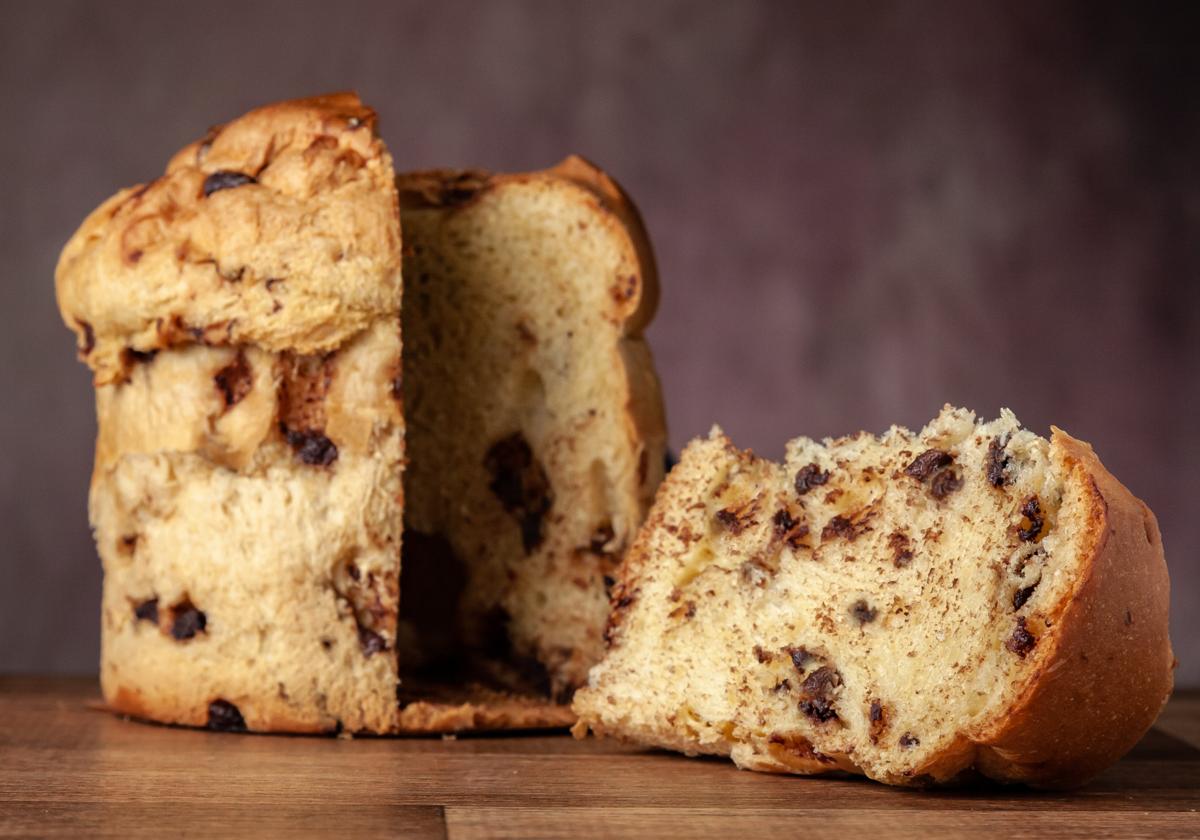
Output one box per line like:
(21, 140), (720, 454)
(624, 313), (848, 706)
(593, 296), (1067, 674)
(573, 406), (1173, 788)
(397, 158), (667, 703)
(56, 93), (406, 733)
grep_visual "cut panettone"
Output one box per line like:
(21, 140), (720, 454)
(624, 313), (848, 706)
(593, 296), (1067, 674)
(573, 406), (1173, 788)
(57, 93), (406, 732)
(56, 93), (667, 732)
(397, 157), (667, 704)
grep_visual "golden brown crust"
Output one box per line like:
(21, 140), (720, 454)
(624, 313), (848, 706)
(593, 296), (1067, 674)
(107, 681), (573, 735)
(397, 156), (659, 335)
(108, 685), (340, 734)
(963, 429), (1174, 788)
(545, 156), (667, 511)
(72, 94), (405, 737)
(544, 155), (660, 333)
(56, 91), (401, 385)
(395, 681), (575, 733)
(577, 420), (1174, 788)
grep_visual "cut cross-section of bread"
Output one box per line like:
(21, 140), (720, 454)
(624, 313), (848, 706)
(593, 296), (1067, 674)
(573, 406), (1173, 788)
(56, 93), (406, 733)
(397, 157), (667, 713)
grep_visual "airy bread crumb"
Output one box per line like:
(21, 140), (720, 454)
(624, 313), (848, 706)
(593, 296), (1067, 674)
(574, 406), (1173, 788)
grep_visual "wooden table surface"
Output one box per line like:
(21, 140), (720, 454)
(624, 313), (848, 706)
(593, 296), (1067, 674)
(1, 677), (1197, 839)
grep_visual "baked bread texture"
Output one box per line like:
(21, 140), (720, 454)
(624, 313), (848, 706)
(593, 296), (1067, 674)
(57, 94), (667, 732)
(397, 158), (667, 704)
(57, 93), (407, 733)
(573, 406), (1173, 788)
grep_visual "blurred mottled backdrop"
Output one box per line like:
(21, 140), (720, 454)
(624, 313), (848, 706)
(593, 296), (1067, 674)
(1, 1), (1197, 683)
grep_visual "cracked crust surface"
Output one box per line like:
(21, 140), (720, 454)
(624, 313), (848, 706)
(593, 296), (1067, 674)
(573, 407), (1173, 788)
(56, 92), (401, 386)
(60, 94), (406, 733)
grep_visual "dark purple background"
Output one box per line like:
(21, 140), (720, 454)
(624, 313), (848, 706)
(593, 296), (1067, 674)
(2, 1), (1196, 684)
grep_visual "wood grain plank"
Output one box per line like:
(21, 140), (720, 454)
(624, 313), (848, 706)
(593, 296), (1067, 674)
(444, 807), (1200, 840)
(0, 803), (446, 840)
(1, 678), (1197, 838)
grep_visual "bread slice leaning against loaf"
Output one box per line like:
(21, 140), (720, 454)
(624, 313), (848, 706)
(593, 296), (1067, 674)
(573, 406), (1173, 788)
(56, 93), (406, 733)
(396, 158), (667, 722)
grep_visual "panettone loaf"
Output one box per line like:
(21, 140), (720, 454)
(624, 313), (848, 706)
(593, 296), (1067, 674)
(573, 407), (1173, 787)
(397, 158), (667, 703)
(57, 93), (406, 732)
(56, 94), (667, 732)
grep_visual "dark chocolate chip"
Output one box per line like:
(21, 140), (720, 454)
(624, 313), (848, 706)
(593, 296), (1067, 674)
(794, 463), (830, 496)
(800, 666), (841, 697)
(821, 515), (858, 542)
(715, 506), (755, 535)
(1012, 581), (1038, 610)
(206, 699), (246, 732)
(170, 601), (207, 640)
(1005, 616), (1037, 658)
(358, 626), (388, 657)
(986, 436), (1011, 487)
(214, 351), (252, 408)
(753, 645), (772, 664)
(904, 449), (954, 481)
(899, 732), (920, 748)
(799, 698), (838, 723)
(772, 509), (809, 549)
(78, 321), (95, 356)
(868, 699), (888, 743)
(282, 425), (339, 466)
(202, 170), (257, 197)
(124, 348), (158, 364)
(888, 531), (914, 568)
(484, 432), (553, 553)
(772, 508), (796, 536)
(798, 665), (842, 723)
(133, 598), (158, 624)
(1018, 495), (1044, 542)
(788, 646), (815, 673)
(850, 599), (877, 624)
(929, 468), (963, 500)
